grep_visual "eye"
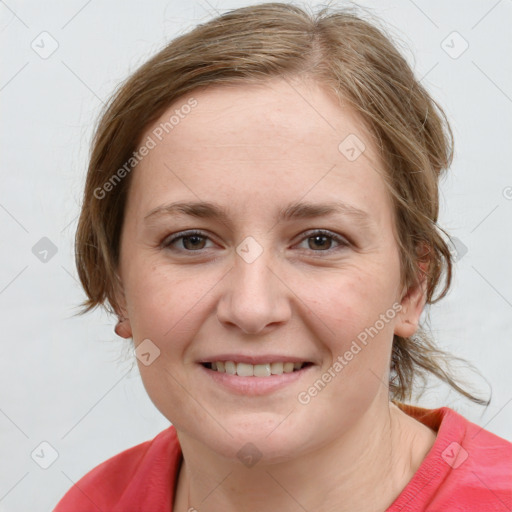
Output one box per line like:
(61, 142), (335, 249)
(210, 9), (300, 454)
(161, 229), (349, 254)
(296, 229), (349, 253)
(162, 230), (214, 251)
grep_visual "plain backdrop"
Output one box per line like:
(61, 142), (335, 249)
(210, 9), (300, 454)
(1, 0), (511, 510)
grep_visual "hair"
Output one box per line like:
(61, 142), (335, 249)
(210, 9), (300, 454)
(74, 2), (490, 406)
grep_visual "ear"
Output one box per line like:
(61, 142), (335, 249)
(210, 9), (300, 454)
(112, 271), (133, 339)
(394, 254), (429, 339)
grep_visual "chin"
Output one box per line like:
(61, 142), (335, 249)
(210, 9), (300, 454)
(202, 412), (308, 464)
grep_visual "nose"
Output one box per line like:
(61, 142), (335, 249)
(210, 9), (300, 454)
(216, 247), (292, 335)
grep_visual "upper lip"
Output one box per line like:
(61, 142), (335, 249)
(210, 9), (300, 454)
(197, 354), (314, 365)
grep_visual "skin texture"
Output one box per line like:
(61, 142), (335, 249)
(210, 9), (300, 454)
(115, 77), (437, 512)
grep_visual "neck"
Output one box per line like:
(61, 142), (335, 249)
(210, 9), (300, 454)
(173, 400), (436, 512)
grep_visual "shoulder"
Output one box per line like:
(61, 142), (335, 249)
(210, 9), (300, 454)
(441, 407), (512, 507)
(392, 404), (512, 511)
(437, 406), (512, 470)
(53, 425), (181, 512)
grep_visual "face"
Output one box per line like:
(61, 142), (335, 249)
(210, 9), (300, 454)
(117, 77), (424, 462)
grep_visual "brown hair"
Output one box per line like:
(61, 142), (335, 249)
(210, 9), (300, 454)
(74, 2), (489, 406)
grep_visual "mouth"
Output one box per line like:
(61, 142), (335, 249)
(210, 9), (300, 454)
(201, 361), (314, 377)
(198, 358), (315, 396)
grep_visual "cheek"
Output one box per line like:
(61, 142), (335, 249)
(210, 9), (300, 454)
(309, 262), (399, 339)
(301, 262), (399, 396)
(126, 266), (174, 338)
(298, 270), (398, 411)
(124, 263), (217, 430)
(124, 261), (219, 347)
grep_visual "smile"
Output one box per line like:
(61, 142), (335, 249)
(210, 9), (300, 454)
(202, 361), (313, 377)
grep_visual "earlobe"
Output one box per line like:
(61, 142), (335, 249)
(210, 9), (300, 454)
(112, 272), (133, 339)
(114, 316), (133, 339)
(394, 261), (428, 338)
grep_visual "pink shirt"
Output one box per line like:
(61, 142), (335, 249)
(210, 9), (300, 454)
(53, 404), (512, 511)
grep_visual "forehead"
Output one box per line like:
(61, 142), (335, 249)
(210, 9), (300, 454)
(149, 78), (375, 157)
(128, 78), (392, 225)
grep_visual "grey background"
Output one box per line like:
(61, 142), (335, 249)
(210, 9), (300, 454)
(1, 0), (511, 510)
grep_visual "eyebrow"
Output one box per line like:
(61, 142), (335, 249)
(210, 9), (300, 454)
(144, 200), (373, 228)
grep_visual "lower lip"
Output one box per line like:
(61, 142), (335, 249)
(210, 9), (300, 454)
(198, 363), (314, 396)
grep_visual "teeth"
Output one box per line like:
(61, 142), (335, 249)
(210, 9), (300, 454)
(283, 362), (294, 373)
(270, 362), (283, 375)
(254, 364), (271, 377)
(207, 361), (306, 376)
(237, 363), (254, 377)
(225, 361), (236, 375)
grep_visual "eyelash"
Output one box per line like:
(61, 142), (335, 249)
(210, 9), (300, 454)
(161, 229), (349, 255)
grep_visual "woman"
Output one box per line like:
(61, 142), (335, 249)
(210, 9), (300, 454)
(54, 3), (511, 511)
